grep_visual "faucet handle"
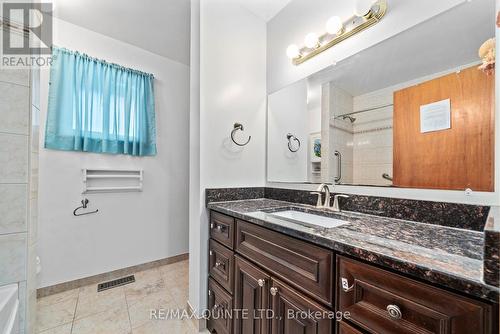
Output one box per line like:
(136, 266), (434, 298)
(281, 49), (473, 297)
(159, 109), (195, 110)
(332, 194), (349, 212)
(310, 191), (323, 207)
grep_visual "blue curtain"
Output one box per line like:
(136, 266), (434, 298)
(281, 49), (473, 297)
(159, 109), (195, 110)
(45, 47), (157, 156)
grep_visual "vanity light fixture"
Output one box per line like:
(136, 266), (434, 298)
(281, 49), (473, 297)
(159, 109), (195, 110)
(287, 0), (387, 65)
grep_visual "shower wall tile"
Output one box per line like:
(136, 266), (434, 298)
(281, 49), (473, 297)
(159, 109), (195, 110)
(0, 184), (27, 234)
(0, 81), (30, 135)
(31, 105), (40, 153)
(0, 232), (27, 285)
(0, 69), (29, 87)
(29, 198), (38, 246)
(18, 281), (27, 334)
(0, 133), (29, 183)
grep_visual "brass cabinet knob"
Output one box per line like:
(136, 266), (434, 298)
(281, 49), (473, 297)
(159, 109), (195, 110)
(386, 304), (402, 319)
(270, 287), (279, 296)
(257, 279), (265, 287)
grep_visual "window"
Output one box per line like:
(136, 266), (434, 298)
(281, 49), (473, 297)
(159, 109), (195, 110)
(45, 47), (157, 156)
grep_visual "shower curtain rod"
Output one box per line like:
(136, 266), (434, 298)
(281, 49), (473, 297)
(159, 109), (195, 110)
(335, 103), (393, 119)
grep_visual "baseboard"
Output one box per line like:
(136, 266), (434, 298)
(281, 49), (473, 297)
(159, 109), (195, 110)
(37, 253), (189, 298)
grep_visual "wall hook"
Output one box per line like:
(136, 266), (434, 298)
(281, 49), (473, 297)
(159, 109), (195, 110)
(286, 133), (301, 152)
(73, 198), (99, 216)
(231, 123), (251, 146)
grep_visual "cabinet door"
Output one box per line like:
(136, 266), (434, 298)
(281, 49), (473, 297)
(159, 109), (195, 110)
(270, 279), (332, 334)
(208, 278), (233, 334)
(234, 256), (271, 334)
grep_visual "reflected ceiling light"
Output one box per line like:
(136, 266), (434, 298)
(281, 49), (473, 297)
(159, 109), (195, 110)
(286, 44), (301, 59)
(354, 0), (375, 17)
(285, 0), (387, 66)
(304, 33), (320, 49)
(326, 16), (343, 35)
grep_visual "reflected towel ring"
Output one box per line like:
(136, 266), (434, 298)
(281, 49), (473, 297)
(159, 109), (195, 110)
(231, 123), (251, 147)
(287, 133), (301, 152)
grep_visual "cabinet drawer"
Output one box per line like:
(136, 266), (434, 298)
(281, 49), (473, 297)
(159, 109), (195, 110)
(211, 211), (235, 249)
(236, 220), (333, 306)
(337, 256), (494, 334)
(338, 322), (365, 334)
(208, 278), (234, 334)
(209, 239), (234, 293)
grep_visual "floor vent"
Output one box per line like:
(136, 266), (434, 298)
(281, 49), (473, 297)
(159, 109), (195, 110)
(97, 275), (135, 292)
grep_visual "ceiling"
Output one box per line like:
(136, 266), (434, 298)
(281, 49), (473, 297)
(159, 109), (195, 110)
(48, 0), (292, 66)
(50, 0), (191, 65)
(308, 0), (495, 96)
(236, 0), (292, 22)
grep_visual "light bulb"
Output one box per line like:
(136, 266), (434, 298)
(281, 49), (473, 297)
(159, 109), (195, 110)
(304, 33), (319, 49)
(354, 0), (374, 17)
(286, 44), (300, 59)
(326, 16), (343, 35)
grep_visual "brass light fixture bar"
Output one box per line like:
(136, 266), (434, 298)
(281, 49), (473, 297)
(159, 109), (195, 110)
(290, 0), (387, 66)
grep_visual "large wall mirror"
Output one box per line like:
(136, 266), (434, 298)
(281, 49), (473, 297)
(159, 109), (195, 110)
(267, 0), (495, 191)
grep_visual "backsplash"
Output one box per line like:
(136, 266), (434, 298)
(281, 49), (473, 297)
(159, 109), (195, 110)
(205, 187), (265, 205)
(483, 208), (500, 287)
(206, 187), (490, 231)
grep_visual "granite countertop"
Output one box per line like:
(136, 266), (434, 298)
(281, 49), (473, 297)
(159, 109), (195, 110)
(207, 198), (500, 303)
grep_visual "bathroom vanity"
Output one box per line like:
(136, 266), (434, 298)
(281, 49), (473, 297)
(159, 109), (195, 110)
(205, 193), (499, 334)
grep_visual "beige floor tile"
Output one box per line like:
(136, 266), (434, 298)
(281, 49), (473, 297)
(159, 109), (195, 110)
(133, 319), (197, 334)
(71, 306), (132, 334)
(37, 289), (80, 307)
(160, 263), (189, 290)
(125, 268), (166, 306)
(36, 260), (192, 334)
(169, 285), (189, 308)
(37, 323), (72, 334)
(75, 285), (127, 320)
(128, 289), (179, 329)
(36, 298), (77, 332)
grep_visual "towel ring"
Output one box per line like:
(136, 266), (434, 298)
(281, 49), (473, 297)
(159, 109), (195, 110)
(286, 133), (301, 152)
(231, 123), (251, 147)
(73, 198), (99, 216)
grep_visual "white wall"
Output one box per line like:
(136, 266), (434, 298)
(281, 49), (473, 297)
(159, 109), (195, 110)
(38, 18), (190, 288)
(267, 0), (466, 93)
(189, 0), (267, 315)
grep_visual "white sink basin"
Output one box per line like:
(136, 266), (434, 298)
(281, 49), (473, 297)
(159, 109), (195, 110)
(269, 210), (349, 228)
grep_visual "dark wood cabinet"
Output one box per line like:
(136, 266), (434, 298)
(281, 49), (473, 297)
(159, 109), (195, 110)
(208, 278), (234, 334)
(338, 322), (365, 334)
(337, 256), (495, 334)
(338, 321), (364, 334)
(234, 256), (271, 334)
(209, 239), (234, 293)
(211, 211), (235, 249)
(236, 220), (334, 306)
(270, 278), (333, 334)
(207, 210), (497, 334)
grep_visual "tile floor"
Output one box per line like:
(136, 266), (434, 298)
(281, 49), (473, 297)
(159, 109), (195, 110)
(36, 260), (200, 334)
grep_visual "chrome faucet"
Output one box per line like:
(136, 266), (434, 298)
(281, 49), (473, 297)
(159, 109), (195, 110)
(332, 194), (349, 212)
(310, 184), (331, 208)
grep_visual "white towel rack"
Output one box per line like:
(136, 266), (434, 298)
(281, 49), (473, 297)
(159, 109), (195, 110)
(82, 169), (143, 194)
